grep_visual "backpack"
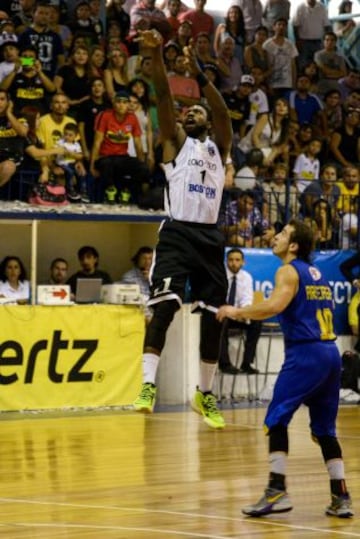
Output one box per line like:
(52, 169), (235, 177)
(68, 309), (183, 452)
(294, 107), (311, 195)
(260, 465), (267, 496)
(28, 183), (69, 206)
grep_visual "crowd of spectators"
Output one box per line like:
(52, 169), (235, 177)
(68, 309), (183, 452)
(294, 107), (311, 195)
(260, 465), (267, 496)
(0, 0), (359, 249)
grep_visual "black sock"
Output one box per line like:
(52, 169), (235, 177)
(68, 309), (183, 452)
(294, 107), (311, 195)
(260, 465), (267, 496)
(269, 472), (286, 491)
(330, 479), (348, 496)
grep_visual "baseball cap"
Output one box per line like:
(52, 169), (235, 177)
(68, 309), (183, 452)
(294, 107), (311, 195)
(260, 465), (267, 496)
(0, 31), (18, 49)
(113, 90), (130, 101)
(240, 74), (255, 86)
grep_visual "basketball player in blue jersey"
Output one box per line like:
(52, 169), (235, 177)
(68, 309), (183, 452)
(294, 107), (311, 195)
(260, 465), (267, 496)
(217, 219), (353, 518)
(133, 29), (233, 429)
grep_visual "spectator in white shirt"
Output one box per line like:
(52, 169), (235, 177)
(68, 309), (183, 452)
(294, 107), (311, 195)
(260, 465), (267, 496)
(0, 255), (30, 304)
(292, 0), (331, 71)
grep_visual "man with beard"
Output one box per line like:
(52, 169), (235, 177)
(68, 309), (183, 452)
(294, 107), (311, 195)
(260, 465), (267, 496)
(67, 245), (112, 297)
(133, 29), (232, 429)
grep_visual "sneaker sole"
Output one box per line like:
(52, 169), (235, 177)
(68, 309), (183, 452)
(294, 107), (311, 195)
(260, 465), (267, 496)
(326, 509), (354, 518)
(242, 505), (293, 517)
(133, 405), (154, 413)
(190, 400), (226, 429)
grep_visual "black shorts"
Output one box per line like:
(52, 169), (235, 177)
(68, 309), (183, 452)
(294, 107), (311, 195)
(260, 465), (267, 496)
(149, 219), (227, 309)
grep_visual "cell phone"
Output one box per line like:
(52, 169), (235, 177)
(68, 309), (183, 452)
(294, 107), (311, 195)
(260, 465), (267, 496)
(20, 57), (35, 67)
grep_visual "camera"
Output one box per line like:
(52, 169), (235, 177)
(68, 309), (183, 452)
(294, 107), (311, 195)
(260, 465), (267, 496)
(20, 57), (35, 67)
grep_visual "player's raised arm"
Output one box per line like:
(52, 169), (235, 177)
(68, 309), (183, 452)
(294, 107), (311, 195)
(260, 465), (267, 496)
(137, 30), (182, 144)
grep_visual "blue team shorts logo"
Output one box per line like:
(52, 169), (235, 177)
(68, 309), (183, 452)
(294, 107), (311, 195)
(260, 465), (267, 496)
(188, 184), (216, 198)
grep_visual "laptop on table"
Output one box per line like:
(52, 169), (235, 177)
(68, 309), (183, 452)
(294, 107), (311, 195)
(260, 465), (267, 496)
(75, 278), (103, 304)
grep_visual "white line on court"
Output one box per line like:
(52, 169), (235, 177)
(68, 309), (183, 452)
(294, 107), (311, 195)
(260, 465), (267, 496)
(0, 497), (359, 537)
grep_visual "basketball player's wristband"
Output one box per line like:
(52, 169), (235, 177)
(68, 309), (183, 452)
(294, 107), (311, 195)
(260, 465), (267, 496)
(196, 72), (209, 88)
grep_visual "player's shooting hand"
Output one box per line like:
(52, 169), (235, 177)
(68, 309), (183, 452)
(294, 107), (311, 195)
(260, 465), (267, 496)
(135, 29), (163, 48)
(216, 305), (239, 322)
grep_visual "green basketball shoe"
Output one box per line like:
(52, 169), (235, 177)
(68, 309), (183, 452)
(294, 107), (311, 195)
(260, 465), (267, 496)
(191, 388), (225, 429)
(133, 383), (157, 413)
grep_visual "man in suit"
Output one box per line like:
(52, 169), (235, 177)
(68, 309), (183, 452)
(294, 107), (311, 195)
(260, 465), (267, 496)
(219, 248), (261, 374)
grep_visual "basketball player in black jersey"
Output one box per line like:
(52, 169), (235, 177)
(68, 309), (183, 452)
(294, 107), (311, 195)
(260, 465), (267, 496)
(133, 29), (233, 428)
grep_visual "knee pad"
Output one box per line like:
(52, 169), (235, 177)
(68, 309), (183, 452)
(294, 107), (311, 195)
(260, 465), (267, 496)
(144, 300), (179, 352)
(315, 435), (342, 462)
(269, 424), (289, 454)
(200, 310), (222, 361)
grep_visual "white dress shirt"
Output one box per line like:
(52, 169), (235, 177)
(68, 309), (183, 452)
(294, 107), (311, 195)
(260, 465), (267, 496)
(226, 268), (254, 308)
(0, 280), (30, 302)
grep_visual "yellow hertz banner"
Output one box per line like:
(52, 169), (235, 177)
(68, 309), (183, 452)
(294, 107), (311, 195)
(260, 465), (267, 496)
(0, 305), (144, 411)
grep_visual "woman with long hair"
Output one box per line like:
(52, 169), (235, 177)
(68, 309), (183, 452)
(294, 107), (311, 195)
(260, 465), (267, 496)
(0, 256), (30, 303)
(54, 45), (91, 118)
(214, 5), (246, 65)
(103, 47), (129, 100)
(239, 97), (290, 167)
(89, 45), (105, 79)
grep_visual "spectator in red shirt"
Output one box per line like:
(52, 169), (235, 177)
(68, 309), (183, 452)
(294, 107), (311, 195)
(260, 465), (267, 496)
(166, 0), (182, 38)
(179, 0), (214, 40)
(90, 90), (149, 203)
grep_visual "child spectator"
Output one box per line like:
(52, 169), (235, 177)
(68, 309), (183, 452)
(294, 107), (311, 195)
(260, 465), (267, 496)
(293, 136), (322, 193)
(55, 122), (89, 203)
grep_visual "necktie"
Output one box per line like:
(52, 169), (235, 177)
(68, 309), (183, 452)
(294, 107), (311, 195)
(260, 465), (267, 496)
(228, 275), (237, 306)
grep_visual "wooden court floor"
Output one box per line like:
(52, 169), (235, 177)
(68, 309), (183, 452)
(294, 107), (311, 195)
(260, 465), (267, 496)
(0, 403), (359, 538)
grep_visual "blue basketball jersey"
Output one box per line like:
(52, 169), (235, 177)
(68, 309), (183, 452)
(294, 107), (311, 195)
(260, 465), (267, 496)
(278, 259), (336, 343)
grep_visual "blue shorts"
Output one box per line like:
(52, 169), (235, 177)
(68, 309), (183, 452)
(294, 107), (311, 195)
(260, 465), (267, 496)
(265, 341), (341, 437)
